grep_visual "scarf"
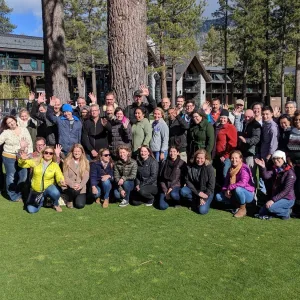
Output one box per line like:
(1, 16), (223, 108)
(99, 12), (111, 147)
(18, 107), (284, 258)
(229, 163), (243, 184)
(163, 156), (180, 181)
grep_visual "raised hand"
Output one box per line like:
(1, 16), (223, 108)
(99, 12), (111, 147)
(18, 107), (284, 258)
(20, 151), (29, 160)
(123, 118), (129, 129)
(20, 137), (29, 151)
(29, 91), (35, 102)
(49, 96), (56, 107)
(54, 144), (62, 158)
(37, 92), (46, 104)
(223, 103), (229, 110)
(140, 85), (149, 96)
(255, 158), (265, 168)
(101, 117), (108, 127)
(88, 92), (97, 104)
(273, 106), (281, 118)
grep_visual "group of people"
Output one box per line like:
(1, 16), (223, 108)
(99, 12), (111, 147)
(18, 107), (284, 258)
(0, 86), (298, 220)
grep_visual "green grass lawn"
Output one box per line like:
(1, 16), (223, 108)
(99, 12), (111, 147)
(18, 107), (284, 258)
(1, 197), (300, 300)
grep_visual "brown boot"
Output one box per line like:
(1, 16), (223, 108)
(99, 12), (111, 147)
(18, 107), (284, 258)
(234, 204), (247, 218)
(66, 201), (73, 209)
(53, 205), (62, 212)
(95, 198), (101, 204)
(102, 199), (109, 208)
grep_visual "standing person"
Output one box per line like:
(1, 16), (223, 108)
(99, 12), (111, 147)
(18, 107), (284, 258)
(17, 108), (38, 145)
(176, 95), (185, 114)
(132, 146), (159, 206)
(159, 98), (171, 121)
(187, 110), (215, 159)
(168, 107), (189, 162)
(18, 146), (66, 213)
(181, 100), (196, 126)
(47, 99), (82, 154)
(216, 151), (255, 218)
(211, 98), (222, 122)
(125, 85), (157, 124)
(0, 116), (33, 201)
(251, 102), (263, 125)
(278, 114), (292, 152)
(82, 104), (112, 160)
(238, 109), (261, 170)
(284, 101), (297, 118)
(90, 148), (114, 208)
(88, 91), (118, 115)
(180, 149), (215, 215)
(150, 108), (169, 161)
(158, 146), (186, 210)
(110, 107), (132, 158)
(131, 107), (152, 157)
(62, 144), (90, 209)
(213, 109), (237, 185)
(73, 97), (87, 119)
(105, 105), (116, 122)
(255, 151), (296, 220)
(80, 106), (90, 121)
(114, 145), (137, 207)
(231, 99), (245, 132)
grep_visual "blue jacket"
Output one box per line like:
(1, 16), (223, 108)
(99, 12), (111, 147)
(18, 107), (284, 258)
(90, 160), (114, 187)
(46, 105), (82, 153)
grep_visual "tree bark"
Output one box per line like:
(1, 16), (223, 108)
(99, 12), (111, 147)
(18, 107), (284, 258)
(77, 70), (85, 98)
(42, 0), (70, 103)
(296, 38), (300, 106)
(91, 54), (97, 98)
(108, 0), (147, 109)
(171, 63), (176, 106)
(242, 60), (248, 101)
(261, 62), (266, 103)
(161, 59), (167, 98)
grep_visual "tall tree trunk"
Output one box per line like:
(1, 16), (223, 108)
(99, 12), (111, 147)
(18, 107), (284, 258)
(91, 54), (97, 97)
(296, 38), (300, 106)
(42, 0), (70, 103)
(77, 70), (85, 98)
(280, 39), (286, 112)
(160, 56), (168, 98)
(242, 60), (248, 101)
(261, 62), (267, 103)
(108, 0), (147, 108)
(171, 63), (176, 106)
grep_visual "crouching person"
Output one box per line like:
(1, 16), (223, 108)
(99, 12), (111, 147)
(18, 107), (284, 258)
(255, 150), (296, 220)
(180, 149), (215, 214)
(216, 150), (255, 218)
(18, 146), (65, 213)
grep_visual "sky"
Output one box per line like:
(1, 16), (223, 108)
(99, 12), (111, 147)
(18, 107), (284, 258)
(7, 0), (219, 37)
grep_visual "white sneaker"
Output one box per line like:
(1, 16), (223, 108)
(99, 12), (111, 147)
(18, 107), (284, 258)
(119, 199), (129, 207)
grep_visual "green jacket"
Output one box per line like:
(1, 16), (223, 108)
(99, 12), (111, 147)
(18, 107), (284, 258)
(187, 119), (215, 158)
(132, 118), (152, 152)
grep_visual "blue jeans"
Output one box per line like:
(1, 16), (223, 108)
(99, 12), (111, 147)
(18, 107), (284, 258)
(114, 180), (134, 201)
(2, 156), (27, 201)
(216, 187), (254, 205)
(153, 151), (168, 162)
(259, 199), (295, 218)
(223, 158), (231, 178)
(158, 187), (181, 210)
(180, 186), (214, 215)
(92, 180), (112, 200)
(27, 184), (61, 214)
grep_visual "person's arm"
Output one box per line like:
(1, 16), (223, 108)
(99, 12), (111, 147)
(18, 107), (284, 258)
(185, 169), (199, 196)
(268, 125), (279, 156)
(245, 125), (261, 146)
(203, 165), (215, 196)
(90, 162), (99, 187)
(176, 115), (189, 130)
(224, 126), (237, 158)
(122, 160), (138, 181)
(46, 105), (58, 124)
(142, 120), (152, 146)
(18, 157), (37, 168)
(22, 128), (33, 154)
(79, 170), (89, 190)
(113, 165), (121, 183)
(140, 159), (159, 186)
(0, 130), (8, 146)
(54, 164), (65, 186)
(146, 93), (157, 114)
(222, 172), (230, 191)
(63, 168), (72, 188)
(228, 168), (251, 190)
(160, 122), (169, 152)
(206, 123), (215, 157)
(272, 170), (296, 202)
(77, 122), (82, 144)
(81, 121), (94, 153)
(261, 167), (274, 180)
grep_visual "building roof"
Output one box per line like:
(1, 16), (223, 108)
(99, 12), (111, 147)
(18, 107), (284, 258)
(0, 34), (43, 53)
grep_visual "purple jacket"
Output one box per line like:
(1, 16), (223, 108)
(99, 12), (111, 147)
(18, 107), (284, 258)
(262, 165), (296, 202)
(223, 163), (255, 192)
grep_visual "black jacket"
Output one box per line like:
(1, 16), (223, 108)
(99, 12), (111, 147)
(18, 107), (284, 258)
(186, 163), (215, 197)
(238, 118), (261, 157)
(125, 94), (157, 124)
(135, 156), (159, 187)
(168, 115), (189, 152)
(82, 118), (112, 154)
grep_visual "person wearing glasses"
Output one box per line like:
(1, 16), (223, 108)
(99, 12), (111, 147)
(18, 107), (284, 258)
(90, 148), (114, 208)
(18, 146), (66, 213)
(230, 99), (245, 132)
(255, 151), (296, 220)
(125, 85), (157, 124)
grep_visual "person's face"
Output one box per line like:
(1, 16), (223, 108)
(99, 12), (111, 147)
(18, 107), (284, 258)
(285, 104), (296, 116)
(253, 105), (262, 117)
(176, 98), (184, 109)
(39, 106), (46, 113)
(20, 112), (29, 121)
(43, 148), (54, 161)
(262, 110), (273, 122)
(77, 98), (86, 108)
(273, 157), (284, 168)
(105, 95), (115, 106)
(140, 147), (149, 160)
(91, 107), (100, 118)
(63, 111), (73, 120)
(236, 103), (244, 112)
(244, 111), (254, 123)
(6, 118), (17, 130)
(106, 106), (114, 118)
(35, 140), (46, 153)
(73, 147), (83, 160)
(219, 116), (228, 125)
(101, 150), (111, 163)
(169, 148), (179, 160)
(161, 98), (171, 110)
(119, 149), (129, 161)
(134, 95), (143, 106)
(231, 153), (242, 167)
(154, 110), (162, 121)
(212, 100), (221, 112)
(115, 110), (124, 121)
(186, 103), (195, 114)
(294, 116), (300, 129)
(81, 109), (89, 119)
(280, 118), (291, 130)
(168, 109), (176, 120)
(54, 100), (61, 113)
(196, 153), (205, 166)
(192, 113), (203, 124)
(135, 109), (144, 121)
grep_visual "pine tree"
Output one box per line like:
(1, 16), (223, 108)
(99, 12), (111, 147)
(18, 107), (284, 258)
(0, 0), (16, 34)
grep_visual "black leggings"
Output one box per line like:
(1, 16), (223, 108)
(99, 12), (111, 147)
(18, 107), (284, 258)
(131, 185), (158, 206)
(64, 188), (86, 209)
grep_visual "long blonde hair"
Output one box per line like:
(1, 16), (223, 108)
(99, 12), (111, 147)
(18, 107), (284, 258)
(63, 144), (90, 178)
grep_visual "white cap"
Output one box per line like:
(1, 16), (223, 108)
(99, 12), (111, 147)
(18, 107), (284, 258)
(272, 150), (286, 162)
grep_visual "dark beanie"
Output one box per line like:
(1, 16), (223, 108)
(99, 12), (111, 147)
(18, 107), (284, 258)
(220, 109), (229, 117)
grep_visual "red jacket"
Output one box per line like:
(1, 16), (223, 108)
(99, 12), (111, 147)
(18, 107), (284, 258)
(216, 123), (237, 158)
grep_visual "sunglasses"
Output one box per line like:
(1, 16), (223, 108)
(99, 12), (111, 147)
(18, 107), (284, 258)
(44, 151), (54, 155)
(103, 154), (111, 157)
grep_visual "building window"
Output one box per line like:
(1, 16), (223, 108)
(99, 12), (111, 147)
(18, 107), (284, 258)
(41, 61), (44, 71)
(10, 59), (19, 70)
(31, 58), (37, 70)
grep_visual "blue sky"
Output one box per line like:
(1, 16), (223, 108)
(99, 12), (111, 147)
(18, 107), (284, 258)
(7, 0), (219, 37)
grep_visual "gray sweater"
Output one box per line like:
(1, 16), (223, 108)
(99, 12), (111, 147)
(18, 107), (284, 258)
(260, 119), (278, 159)
(150, 118), (169, 152)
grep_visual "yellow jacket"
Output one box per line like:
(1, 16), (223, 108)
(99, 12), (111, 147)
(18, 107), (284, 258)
(18, 158), (64, 192)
